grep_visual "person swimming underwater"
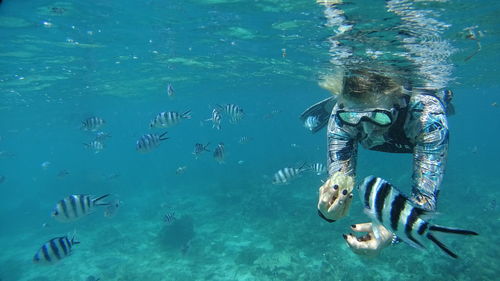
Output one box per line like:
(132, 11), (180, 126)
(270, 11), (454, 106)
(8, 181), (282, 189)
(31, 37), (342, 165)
(302, 68), (454, 256)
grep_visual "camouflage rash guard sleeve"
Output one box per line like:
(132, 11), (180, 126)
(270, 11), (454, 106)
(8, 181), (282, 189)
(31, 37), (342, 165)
(326, 108), (358, 177)
(405, 94), (449, 212)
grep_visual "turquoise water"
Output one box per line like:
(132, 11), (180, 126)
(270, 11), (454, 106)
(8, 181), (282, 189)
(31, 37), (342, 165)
(0, 0), (499, 280)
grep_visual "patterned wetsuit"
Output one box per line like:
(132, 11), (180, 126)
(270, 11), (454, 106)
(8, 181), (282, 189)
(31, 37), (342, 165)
(327, 91), (449, 211)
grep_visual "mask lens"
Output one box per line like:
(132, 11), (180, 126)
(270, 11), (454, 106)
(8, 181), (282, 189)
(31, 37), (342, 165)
(372, 111), (392, 126)
(338, 111), (363, 125)
(337, 110), (393, 126)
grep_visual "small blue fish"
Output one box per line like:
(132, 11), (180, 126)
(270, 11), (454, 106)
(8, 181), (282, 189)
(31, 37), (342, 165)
(167, 83), (175, 97)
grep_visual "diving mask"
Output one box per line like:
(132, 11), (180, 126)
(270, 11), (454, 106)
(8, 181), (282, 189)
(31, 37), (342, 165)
(336, 108), (396, 127)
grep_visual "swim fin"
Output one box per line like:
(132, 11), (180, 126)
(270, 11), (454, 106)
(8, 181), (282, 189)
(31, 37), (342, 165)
(299, 97), (336, 133)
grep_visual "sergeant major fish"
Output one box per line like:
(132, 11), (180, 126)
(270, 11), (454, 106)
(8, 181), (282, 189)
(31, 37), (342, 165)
(150, 110), (191, 128)
(304, 116), (319, 131)
(310, 162), (326, 175)
(81, 117), (105, 131)
(206, 108), (222, 130)
(213, 143), (225, 164)
(272, 164), (308, 185)
(33, 235), (80, 264)
(84, 140), (104, 154)
(217, 104), (244, 124)
(52, 194), (110, 223)
(358, 176), (478, 258)
(193, 142), (210, 158)
(136, 132), (168, 153)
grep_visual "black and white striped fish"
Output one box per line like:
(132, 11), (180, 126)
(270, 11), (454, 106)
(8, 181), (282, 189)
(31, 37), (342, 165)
(213, 143), (225, 164)
(309, 162), (326, 175)
(193, 142), (210, 157)
(272, 165), (307, 185)
(81, 117), (105, 131)
(358, 176), (478, 258)
(217, 104), (244, 124)
(33, 235), (80, 264)
(238, 136), (252, 144)
(304, 116), (319, 131)
(52, 194), (110, 222)
(150, 111), (191, 128)
(136, 132), (168, 153)
(84, 140), (104, 154)
(206, 108), (222, 130)
(163, 211), (176, 225)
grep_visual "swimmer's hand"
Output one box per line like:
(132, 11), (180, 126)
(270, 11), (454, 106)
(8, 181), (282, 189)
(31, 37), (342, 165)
(317, 176), (353, 222)
(343, 223), (393, 257)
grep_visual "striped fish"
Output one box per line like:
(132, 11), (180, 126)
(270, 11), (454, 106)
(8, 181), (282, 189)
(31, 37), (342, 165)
(238, 136), (252, 144)
(217, 104), (244, 124)
(163, 211), (176, 225)
(193, 142), (210, 158)
(304, 116), (319, 131)
(213, 143), (225, 164)
(52, 194), (110, 223)
(84, 140), (104, 154)
(272, 165), (307, 185)
(309, 162), (326, 175)
(81, 117), (105, 131)
(150, 111), (191, 128)
(206, 108), (222, 130)
(136, 132), (168, 153)
(33, 235), (80, 264)
(358, 176), (478, 258)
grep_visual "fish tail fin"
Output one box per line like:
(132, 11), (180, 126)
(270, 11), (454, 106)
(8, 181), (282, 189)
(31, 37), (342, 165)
(429, 225), (478, 236)
(71, 236), (81, 245)
(298, 161), (309, 172)
(426, 233), (458, 259)
(160, 131), (169, 140)
(205, 142), (211, 151)
(182, 110), (192, 119)
(93, 194), (111, 206)
(70, 229), (80, 245)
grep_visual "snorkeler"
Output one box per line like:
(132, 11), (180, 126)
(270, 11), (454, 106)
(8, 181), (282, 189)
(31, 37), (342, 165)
(304, 68), (454, 256)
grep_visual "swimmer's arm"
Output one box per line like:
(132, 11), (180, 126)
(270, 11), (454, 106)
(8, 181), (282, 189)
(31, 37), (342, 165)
(408, 96), (449, 211)
(327, 114), (358, 177)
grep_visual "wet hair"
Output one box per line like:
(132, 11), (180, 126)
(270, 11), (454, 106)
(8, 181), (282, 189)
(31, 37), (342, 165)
(342, 69), (404, 104)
